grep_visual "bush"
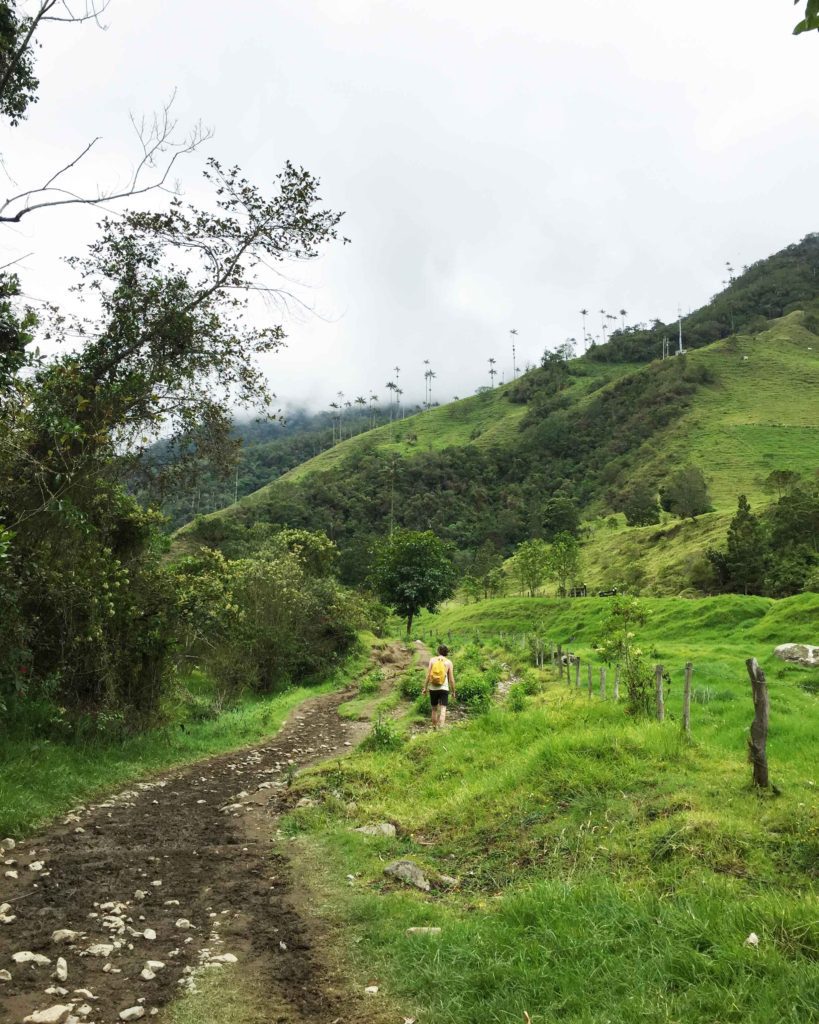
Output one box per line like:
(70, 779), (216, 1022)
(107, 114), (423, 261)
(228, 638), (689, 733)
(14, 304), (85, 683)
(520, 669), (542, 695)
(399, 669), (424, 701)
(456, 669), (494, 713)
(358, 669), (383, 696)
(507, 683), (527, 712)
(360, 712), (404, 751)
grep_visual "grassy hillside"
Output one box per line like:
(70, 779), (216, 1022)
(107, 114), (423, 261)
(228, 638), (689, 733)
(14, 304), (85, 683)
(278, 598), (818, 1024)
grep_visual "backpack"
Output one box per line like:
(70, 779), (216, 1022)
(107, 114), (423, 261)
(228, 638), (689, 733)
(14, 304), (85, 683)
(428, 656), (447, 687)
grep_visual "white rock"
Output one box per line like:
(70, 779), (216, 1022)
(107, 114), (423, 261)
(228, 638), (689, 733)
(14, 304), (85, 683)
(145, 960), (165, 971)
(0, 968), (11, 981)
(150, 880), (162, 888)
(72, 989), (96, 1000)
(0, 913), (16, 924)
(364, 985), (379, 994)
(355, 823), (397, 837)
(142, 929), (156, 941)
(75, 1005), (93, 1018)
(174, 918), (192, 930)
(52, 929), (80, 944)
(54, 957), (68, 981)
(83, 943), (114, 958)
(29, 860), (45, 871)
(745, 932), (760, 947)
(12, 951), (51, 965)
(383, 859), (430, 892)
(0, 837), (15, 851)
(133, 890), (147, 900)
(774, 643), (819, 667)
(0, 902), (10, 915)
(4, 869), (18, 879)
(140, 967), (156, 981)
(119, 1008), (146, 1021)
(23, 1007), (71, 1024)
(207, 953), (237, 964)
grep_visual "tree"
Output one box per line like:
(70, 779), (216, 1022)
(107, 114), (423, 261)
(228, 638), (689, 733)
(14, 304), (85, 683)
(660, 466), (712, 520)
(618, 482), (661, 526)
(511, 538), (550, 596)
(368, 529), (457, 634)
(762, 469), (802, 500)
(471, 539), (504, 599)
(725, 495), (769, 595)
(0, 2), (209, 223)
(794, 0), (819, 34)
(542, 496), (579, 539)
(595, 596), (654, 714)
(548, 532), (581, 595)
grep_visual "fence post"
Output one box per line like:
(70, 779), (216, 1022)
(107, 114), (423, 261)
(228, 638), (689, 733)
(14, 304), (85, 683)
(574, 658), (581, 690)
(682, 662), (693, 735)
(655, 664), (665, 722)
(587, 663), (593, 698)
(613, 666), (620, 701)
(600, 666), (606, 699)
(746, 658), (769, 788)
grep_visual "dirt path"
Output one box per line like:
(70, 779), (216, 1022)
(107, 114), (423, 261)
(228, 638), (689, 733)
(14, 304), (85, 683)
(0, 644), (414, 1024)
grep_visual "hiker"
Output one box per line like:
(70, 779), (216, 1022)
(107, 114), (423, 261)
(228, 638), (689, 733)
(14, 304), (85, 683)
(423, 644), (456, 730)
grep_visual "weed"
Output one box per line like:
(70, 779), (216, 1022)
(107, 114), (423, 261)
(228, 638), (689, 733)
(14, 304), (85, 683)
(360, 713), (404, 752)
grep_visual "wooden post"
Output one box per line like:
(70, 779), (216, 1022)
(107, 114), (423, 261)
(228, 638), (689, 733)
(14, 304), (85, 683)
(746, 658), (769, 788)
(655, 664), (665, 722)
(613, 666), (620, 701)
(587, 662), (593, 698)
(682, 662), (693, 735)
(600, 666), (606, 699)
(574, 658), (581, 689)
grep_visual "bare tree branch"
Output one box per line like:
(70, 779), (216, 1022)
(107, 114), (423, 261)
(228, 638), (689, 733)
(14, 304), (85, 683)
(0, 94), (213, 223)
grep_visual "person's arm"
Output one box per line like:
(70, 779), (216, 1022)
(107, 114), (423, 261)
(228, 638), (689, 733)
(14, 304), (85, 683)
(448, 661), (456, 699)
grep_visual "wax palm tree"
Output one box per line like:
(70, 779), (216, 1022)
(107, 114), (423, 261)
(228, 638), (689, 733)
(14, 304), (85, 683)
(329, 401), (340, 445)
(488, 357), (497, 387)
(423, 359), (430, 408)
(510, 328), (518, 378)
(385, 380), (398, 421)
(619, 308), (628, 331)
(580, 308), (589, 349)
(369, 392), (378, 429)
(599, 309), (607, 342)
(355, 395), (367, 434)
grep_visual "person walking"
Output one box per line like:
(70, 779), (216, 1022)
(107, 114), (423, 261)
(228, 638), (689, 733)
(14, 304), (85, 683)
(423, 644), (456, 730)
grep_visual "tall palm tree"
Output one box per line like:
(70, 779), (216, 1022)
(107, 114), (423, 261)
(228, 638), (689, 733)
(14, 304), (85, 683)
(599, 309), (607, 342)
(488, 357), (497, 387)
(385, 380), (398, 421)
(329, 401), (340, 445)
(423, 359), (430, 408)
(510, 328), (518, 378)
(393, 366), (401, 418)
(355, 395), (367, 434)
(580, 308), (589, 349)
(619, 308), (628, 331)
(368, 392), (378, 429)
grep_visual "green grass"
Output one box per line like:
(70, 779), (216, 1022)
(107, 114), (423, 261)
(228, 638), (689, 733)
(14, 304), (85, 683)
(0, 649), (370, 838)
(283, 599), (818, 1023)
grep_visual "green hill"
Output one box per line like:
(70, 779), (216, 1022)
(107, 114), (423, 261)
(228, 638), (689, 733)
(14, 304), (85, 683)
(177, 237), (819, 595)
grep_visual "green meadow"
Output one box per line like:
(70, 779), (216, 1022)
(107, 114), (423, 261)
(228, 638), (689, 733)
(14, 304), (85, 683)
(285, 594), (818, 1024)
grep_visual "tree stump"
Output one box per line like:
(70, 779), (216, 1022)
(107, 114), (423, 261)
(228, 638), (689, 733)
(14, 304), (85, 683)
(745, 658), (769, 788)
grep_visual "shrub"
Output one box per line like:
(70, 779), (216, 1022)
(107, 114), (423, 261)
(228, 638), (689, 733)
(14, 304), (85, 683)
(358, 669), (383, 696)
(507, 683), (527, 712)
(399, 668), (424, 701)
(456, 670), (494, 713)
(521, 669), (542, 695)
(360, 712), (404, 751)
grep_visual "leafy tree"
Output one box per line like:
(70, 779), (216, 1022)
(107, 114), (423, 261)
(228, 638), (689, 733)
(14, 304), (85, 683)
(725, 495), (769, 595)
(542, 495), (579, 539)
(660, 465), (712, 520)
(548, 531), (582, 594)
(461, 575), (483, 603)
(762, 469), (802, 500)
(471, 539), (504, 598)
(511, 538), (551, 596)
(617, 482), (661, 526)
(368, 529), (457, 634)
(595, 596), (654, 715)
(486, 566), (507, 598)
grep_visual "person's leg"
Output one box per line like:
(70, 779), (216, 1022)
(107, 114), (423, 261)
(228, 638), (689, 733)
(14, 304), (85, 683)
(439, 704), (447, 727)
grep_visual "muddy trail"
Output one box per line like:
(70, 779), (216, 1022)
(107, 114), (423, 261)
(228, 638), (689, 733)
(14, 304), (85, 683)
(0, 643), (416, 1024)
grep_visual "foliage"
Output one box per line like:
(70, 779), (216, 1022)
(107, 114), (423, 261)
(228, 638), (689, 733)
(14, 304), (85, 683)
(453, 670), (493, 712)
(794, 0), (819, 33)
(595, 596), (654, 714)
(725, 495), (768, 595)
(368, 528), (457, 633)
(0, 0), (39, 125)
(511, 538), (551, 596)
(660, 465), (712, 520)
(359, 712), (404, 751)
(173, 536), (360, 695)
(541, 496), (579, 539)
(506, 683), (527, 712)
(548, 531), (582, 594)
(616, 481), (661, 526)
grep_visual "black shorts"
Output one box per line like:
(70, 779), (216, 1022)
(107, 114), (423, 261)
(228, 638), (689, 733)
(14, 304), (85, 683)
(429, 689), (449, 706)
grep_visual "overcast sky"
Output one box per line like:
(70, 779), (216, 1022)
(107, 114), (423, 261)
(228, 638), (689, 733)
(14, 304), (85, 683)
(3, 0), (818, 409)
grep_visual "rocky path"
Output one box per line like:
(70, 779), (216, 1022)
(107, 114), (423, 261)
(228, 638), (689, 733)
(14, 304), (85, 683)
(0, 644), (414, 1024)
